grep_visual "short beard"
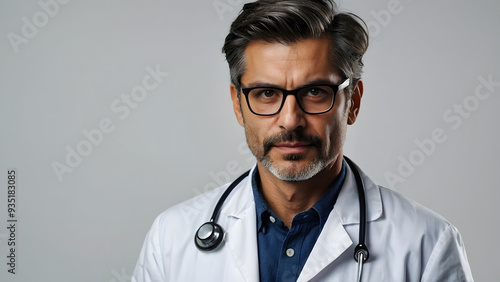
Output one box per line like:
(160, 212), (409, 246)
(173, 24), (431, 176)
(262, 155), (328, 181)
(255, 130), (329, 182)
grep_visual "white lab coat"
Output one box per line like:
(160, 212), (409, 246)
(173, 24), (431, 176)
(132, 162), (473, 281)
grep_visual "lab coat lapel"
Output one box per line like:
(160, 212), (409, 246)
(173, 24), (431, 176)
(298, 209), (352, 282)
(220, 169), (260, 282)
(298, 160), (383, 281)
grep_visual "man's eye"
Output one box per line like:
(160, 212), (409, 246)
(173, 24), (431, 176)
(304, 88), (327, 97)
(259, 89), (279, 98)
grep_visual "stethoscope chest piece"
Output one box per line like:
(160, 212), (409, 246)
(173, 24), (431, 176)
(194, 221), (224, 251)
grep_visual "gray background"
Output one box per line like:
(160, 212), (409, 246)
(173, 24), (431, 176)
(0, 0), (498, 281)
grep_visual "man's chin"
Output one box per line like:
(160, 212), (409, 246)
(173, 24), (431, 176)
(262, 158), (326, 182)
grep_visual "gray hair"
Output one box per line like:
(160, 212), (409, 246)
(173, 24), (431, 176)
(222, 0), (369, 96)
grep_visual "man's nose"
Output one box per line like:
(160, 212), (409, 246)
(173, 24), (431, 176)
(277, 95), (306, 131)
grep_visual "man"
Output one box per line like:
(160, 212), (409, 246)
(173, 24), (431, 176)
(132, 0), (473, 281)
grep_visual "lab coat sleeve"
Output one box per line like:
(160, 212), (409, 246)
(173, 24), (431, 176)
(421, 224), (474, 282)
(132, 216), (167, 282)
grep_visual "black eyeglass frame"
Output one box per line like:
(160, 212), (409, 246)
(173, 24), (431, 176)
(240, 78), (350, 116)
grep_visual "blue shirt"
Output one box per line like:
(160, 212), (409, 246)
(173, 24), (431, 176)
(251, 161), (346, 282)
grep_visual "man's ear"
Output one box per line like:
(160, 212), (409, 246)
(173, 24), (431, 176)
(230, 83), (244, 126)
(347, 80), (363, 125)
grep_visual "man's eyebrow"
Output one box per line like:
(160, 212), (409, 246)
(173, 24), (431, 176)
(299, 78), (338, 87)
(243, 81), (281, 88)
(243, 78), (338, 89)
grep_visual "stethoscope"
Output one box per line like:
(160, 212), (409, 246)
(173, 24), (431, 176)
(194, 156), (370, 282)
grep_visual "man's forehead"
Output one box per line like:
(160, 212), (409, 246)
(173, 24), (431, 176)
(244, 37), (332, 58)
(241, 37), (341, 87)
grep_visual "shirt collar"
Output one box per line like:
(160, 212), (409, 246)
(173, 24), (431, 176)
(251, 160), (347, 231)
(251, 168), (274, 233)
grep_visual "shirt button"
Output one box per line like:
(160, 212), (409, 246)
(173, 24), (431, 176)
(286, 248), (295, 257)
(269, 216), (276, 223)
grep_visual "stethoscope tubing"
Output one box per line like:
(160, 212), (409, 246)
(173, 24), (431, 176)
(209, 170), (250, 222)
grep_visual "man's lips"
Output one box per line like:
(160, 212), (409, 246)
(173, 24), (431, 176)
(272, 142), (312, 153)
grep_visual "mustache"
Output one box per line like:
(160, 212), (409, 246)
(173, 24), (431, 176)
(263, 130), (322, 156)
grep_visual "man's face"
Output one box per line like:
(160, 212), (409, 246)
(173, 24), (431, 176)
(231, 37), (361, 181)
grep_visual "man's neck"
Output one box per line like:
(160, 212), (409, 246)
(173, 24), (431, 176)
(256, 156), (343, 228)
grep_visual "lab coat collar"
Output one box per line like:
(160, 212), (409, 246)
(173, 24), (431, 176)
(219, 165), (260, 282)
(219, 166), (257, 219)
(334, 159), (383, 225)
(220, 161), (383, 223)
(219, 161), (382, 221)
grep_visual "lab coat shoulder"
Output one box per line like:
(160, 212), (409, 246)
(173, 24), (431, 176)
(311, 163), (473, 282)
(377, 185), (451, 234)
(372, 186), (474, 281)
(132, 183), (229, 282)
(132, 172), (259, 282)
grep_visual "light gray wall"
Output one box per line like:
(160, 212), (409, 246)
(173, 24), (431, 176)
(0, 0), (498, 281)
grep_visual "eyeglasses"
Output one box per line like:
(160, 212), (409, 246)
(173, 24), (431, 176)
(240, 78), (350, 116)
